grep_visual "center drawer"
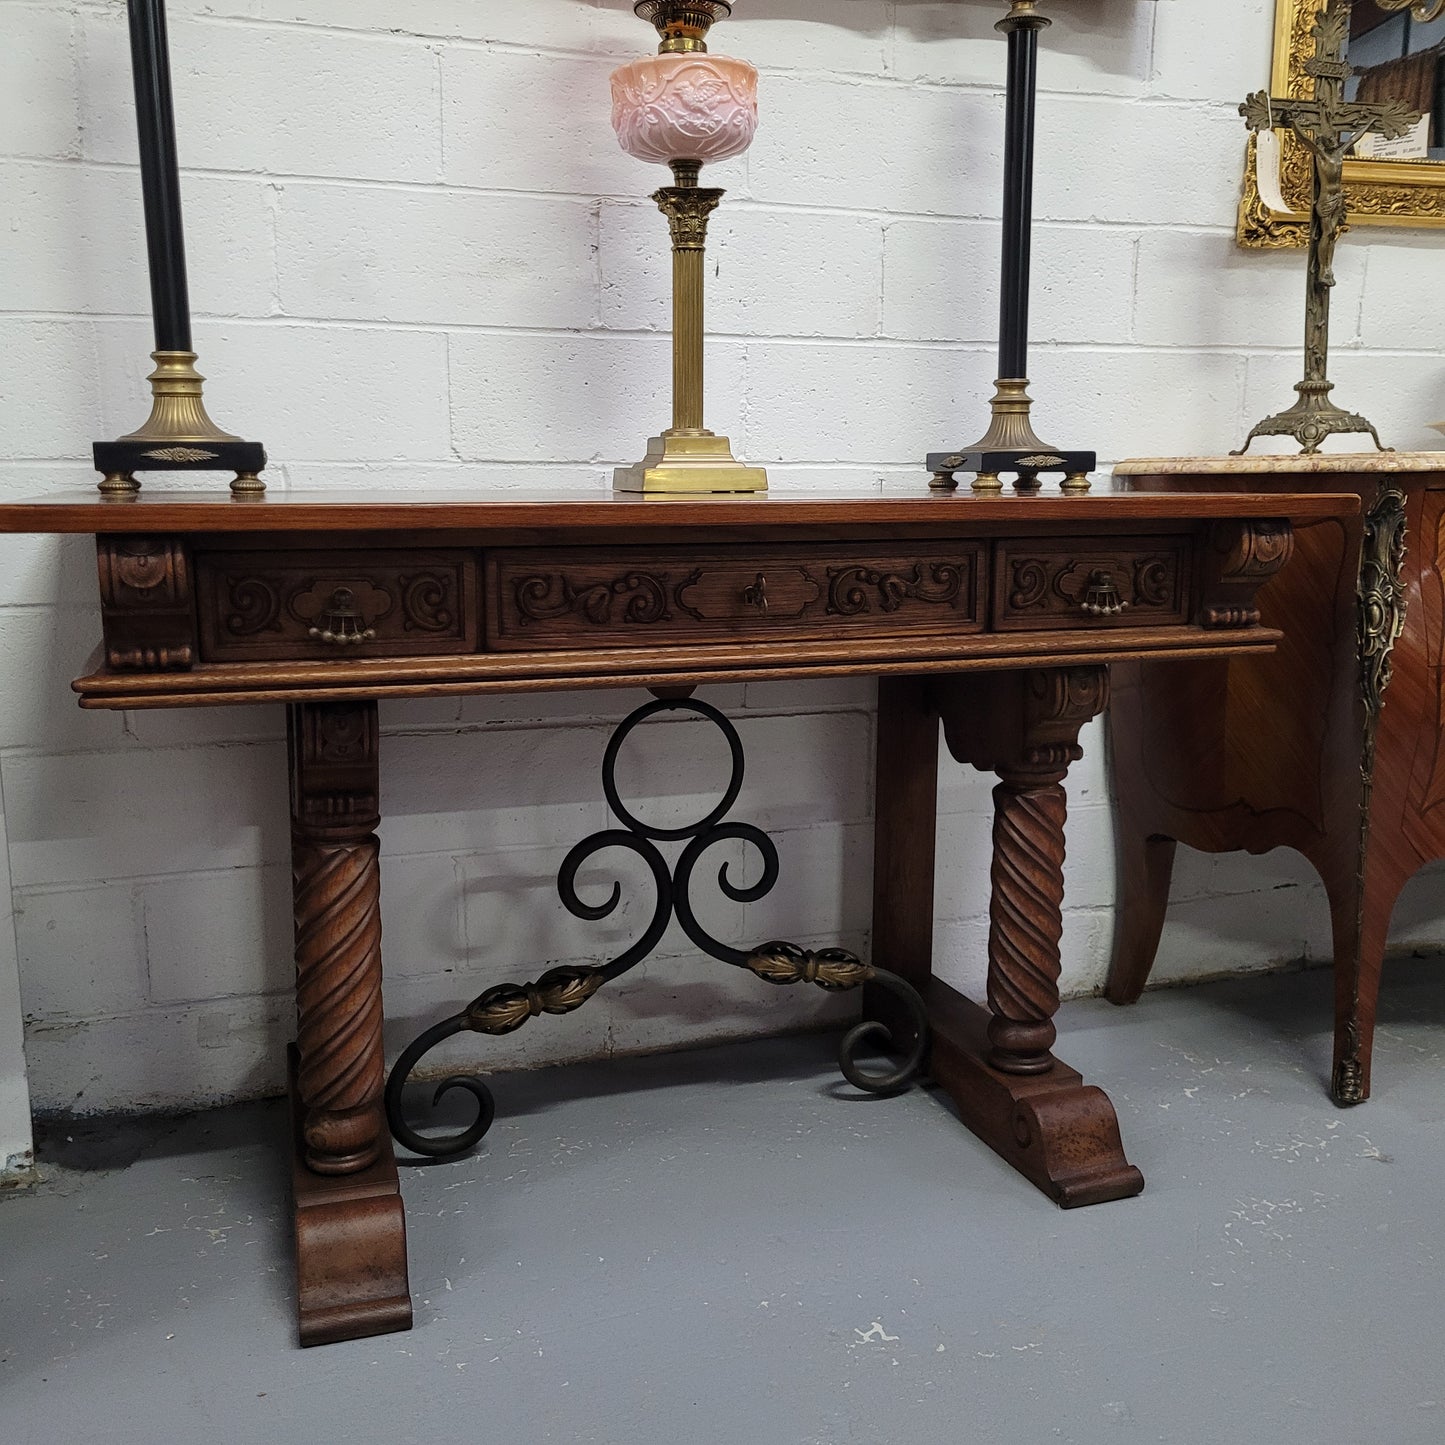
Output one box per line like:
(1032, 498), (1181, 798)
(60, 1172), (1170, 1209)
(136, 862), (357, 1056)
(486, 543), (985, 649)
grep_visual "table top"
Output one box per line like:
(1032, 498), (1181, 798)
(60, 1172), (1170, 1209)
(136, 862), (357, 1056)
(0, 486), (1358, 535)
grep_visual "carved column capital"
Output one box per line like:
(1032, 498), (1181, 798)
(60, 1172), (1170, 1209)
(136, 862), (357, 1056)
(289, 700), (381, 841)
(653, 185), (724, 250)
(938, 665), (1109, 783)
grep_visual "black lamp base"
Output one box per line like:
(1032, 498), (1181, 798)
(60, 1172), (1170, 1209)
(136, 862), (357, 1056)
(93, 438), (268, 499)
(926, 446), (1096, 495)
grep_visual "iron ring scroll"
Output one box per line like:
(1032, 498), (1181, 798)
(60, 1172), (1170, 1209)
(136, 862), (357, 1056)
(385, 697), (931, 1160)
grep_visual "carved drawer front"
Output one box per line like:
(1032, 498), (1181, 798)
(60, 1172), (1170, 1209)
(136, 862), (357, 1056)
(993, 536), (1191, 631)
(196, 550), (478, 661)
(487, 543), (985, 649)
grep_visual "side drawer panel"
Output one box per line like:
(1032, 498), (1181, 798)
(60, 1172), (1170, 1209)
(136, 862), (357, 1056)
(993, 535), (1192, 631)
(196, 549), (478, 660)
(487, 543), (986, 649)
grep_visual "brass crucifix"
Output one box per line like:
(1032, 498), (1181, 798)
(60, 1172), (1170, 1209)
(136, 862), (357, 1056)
(1235, 0), (1419, 455)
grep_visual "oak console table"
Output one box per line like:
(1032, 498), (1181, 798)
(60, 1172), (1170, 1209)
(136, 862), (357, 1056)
(0, 486), (1348, 1347)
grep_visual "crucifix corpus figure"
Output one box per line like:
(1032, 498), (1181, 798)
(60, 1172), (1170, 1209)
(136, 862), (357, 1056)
(1235, 0), (1419, 456)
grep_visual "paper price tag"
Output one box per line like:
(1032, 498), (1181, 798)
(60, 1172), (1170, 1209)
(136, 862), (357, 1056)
(1256, 127), (1291, 214)
(1353, 115), (1431, 161)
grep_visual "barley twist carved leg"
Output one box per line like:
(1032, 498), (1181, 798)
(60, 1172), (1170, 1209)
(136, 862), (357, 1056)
(917, 667), (1143, 1207)
(986, 767), (1069, 1075)
(293, 835), (385, 1173)
(286, 700), (411, 1346)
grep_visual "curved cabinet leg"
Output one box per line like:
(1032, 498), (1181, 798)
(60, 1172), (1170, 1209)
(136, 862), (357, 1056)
(287, 701), (411, 1346)
(1331, 861), (1407, 1107)
(1105, 833), (1178, 1006)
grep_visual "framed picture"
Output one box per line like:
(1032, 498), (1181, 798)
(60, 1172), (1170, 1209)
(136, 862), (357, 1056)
(1239, 0), (1445, 246)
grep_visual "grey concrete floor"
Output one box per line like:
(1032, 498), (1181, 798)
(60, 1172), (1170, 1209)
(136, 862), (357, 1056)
(3, 960), (1445, 1445)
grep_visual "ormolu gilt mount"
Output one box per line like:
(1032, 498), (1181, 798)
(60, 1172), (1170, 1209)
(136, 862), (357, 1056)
(1235, 0), (1418, 455)
(928, 0), (1094, 496)
(95, 0), (265, 498)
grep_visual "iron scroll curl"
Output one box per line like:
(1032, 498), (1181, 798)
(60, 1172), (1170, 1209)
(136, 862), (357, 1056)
(386, 697), (930, 1160)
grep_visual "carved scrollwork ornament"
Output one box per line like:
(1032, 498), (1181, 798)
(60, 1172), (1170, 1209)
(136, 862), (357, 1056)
(386, 698), (931, 1157)
(400, 574), (453, 632)
(225, 576), (281, 636)
(827, 561), (967, 617)
(1134, 558), (1171, 607)
(1218, 519), (1294, 578)
(515, 571), (672, 627)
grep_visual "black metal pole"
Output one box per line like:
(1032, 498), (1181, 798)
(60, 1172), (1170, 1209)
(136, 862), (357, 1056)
(127, 0), (192, 352)
(997, 18), (1038, 382)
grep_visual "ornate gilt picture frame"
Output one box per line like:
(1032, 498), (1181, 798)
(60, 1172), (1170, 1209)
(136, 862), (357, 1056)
(1239, 0), (1445, 247)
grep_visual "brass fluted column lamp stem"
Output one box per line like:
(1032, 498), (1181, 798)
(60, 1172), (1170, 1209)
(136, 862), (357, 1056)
(611, 1), (766, 494)
(663, 160), (718, 435)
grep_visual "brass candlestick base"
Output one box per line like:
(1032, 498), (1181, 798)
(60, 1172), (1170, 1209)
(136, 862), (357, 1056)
(93, 350), (267, 498)
(613, 429), (767, 494)
(1234, 378), (1388, 457)
(120, 350), (241, 445)
(927, 379), (1095, 495)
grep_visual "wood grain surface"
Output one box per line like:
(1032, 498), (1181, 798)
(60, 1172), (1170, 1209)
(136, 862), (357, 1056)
(1105, 464), (1441, 1107)
(0, 485), (1354, 535)
(0, 485), (1349, 1341)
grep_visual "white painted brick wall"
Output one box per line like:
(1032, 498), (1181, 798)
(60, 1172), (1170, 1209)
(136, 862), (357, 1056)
(2, 0), (1444, 1123)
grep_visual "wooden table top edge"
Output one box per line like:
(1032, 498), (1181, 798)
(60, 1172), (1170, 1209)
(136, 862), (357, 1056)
(0, 487), (1360, 533)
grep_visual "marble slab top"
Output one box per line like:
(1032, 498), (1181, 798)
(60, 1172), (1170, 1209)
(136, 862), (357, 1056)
(1116, 452), (1444, 477)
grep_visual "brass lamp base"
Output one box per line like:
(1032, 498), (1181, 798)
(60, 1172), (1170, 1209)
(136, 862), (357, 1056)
(93, 350), (267, 499)
(1233, 379), (1390, 458)
(927, 379), (1094, 494)
(613, 429), (768, 495)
